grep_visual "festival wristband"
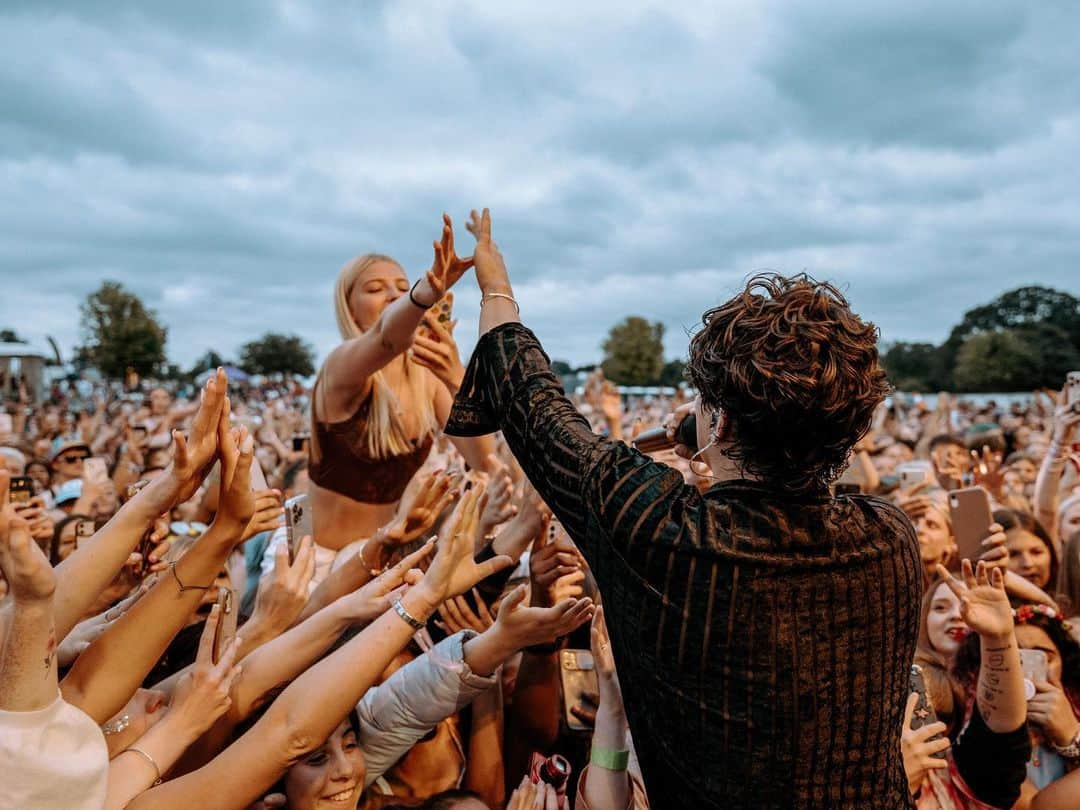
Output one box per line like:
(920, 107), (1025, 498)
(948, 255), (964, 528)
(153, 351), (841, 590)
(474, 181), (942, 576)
(591, 745), (630, 772)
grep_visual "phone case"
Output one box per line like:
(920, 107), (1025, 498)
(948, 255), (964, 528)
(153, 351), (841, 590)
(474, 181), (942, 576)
(249, 456), (269, 491)
(948, 487), (993, 570)
(1020, 649), (1048, 700)
(284, 494), (313, 563)
(84, 457), (108, 485)
(1068, 371), (1080, 406)
(560, 649), (599, 733)
(909, 664), (947, 759)
(75, 519), (96, 540)
(9, 475), (34, 504)
(212, 588), (238, 665)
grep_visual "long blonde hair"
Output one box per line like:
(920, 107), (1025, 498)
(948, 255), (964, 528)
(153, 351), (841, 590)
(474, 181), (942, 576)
(311, 253), (438, 461)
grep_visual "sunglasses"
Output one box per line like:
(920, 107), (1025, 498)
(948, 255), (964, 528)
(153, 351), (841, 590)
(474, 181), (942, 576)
(60, 454), (89, 464)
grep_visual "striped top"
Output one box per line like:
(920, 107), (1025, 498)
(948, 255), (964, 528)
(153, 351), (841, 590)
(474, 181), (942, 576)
(447, 323), (922, 809)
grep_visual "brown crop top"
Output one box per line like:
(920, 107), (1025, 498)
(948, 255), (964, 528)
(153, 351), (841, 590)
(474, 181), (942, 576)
(309, 394), (433, 505)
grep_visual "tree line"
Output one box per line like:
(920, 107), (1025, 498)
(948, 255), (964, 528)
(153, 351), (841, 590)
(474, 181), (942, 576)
(13, 281), (1080, 391)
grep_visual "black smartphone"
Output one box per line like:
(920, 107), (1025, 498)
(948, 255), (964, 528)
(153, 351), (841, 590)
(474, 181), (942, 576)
(9, 475), (34, 504)
(909, 664), (947, 759)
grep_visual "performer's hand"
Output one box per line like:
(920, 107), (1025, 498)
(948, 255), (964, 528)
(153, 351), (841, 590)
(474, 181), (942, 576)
(663, 401), (696, 460)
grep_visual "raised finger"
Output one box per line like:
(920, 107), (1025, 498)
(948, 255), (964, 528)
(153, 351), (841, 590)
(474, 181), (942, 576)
(213, 635), (242, 677)
(934, 565), (966, 600)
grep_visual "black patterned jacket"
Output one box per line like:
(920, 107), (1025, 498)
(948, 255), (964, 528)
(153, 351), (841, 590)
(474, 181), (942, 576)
(447, 323), (921, 809)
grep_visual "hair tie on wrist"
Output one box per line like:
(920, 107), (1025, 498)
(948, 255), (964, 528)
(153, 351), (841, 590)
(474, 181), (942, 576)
(409, 280), (434, 310)
(170, 562), (212, 593)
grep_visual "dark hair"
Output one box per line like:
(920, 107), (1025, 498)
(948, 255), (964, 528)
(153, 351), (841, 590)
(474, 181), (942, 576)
(929, 434), (964, 453)
(1060, 530), (1080, 617)
(389, 790), (486, 810)
(994, 508), (1059, 594)
(686, 272), (890, 494)
(50, 513), (92, 565)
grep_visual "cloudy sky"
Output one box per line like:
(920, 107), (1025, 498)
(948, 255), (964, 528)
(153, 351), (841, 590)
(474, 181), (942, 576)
(2, 1), (1079, 369)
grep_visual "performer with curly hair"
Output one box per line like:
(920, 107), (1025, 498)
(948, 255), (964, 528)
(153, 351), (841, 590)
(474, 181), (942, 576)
(446, 209), (922, 809)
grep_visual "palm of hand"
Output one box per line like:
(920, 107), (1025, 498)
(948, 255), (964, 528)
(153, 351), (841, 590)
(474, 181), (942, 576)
(959, 586), (1012, 637)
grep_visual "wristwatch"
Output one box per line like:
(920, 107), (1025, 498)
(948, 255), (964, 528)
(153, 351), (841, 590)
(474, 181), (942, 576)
(1052, 728), (1080, 760)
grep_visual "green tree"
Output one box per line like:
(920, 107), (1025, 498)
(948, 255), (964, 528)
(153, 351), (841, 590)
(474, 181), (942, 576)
(601, 317), (665, 385)
(189, 349), (228, 378)
(952, 330), (1042, 392)
(239, 333), (316, 377)
(659, 359), (687, 388)
(0, 328), (26, 344)
(551, 359), (573, 377)
(1012, 322), (1080, 387)
(77, 282), (168, 378)
(880, 342), (941, 391)
(941, 286), (1080, 384)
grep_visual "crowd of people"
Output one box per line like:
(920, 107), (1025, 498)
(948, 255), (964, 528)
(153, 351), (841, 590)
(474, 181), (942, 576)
(2, 209), (1080, 809)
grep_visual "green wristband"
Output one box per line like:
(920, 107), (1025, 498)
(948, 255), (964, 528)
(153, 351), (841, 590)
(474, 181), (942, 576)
(591, 745), (630, 772)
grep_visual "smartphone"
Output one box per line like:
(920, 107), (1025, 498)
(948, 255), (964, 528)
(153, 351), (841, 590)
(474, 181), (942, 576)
(909, 664), (947, 759)
(291, 434), (310, 453)
(1020, 649), (1048, 701)
(75, 518), (96, 549)
(284, 494), (312, 564)
(433, 291), (454, 326)
(948, 487), (993, 570)
(897, 461), (935, 491)
(9, 475), (34, 504)
(1067, 371), (1080, 407)
(560, 649), (599, 733)
(84, 457), (109, 486)
(212, 587), (238, 665)
(0, 413), (12, 434)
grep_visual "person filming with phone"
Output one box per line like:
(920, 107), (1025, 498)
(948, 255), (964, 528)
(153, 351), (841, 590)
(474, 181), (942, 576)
(445, 209), (923, 808)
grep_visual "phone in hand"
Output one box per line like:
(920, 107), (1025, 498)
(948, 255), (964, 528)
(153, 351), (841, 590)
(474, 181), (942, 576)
(9, 475), (34, 504)
(948, 487), (993, 571)
(1067, 371), (1080, 407)
(284, 494), (312, 564)
(212, 587), (238, 665)
(560, 649), (599, 733)
(909, 664), (947, 759)
(0, 413), (12, 434)
(75, 518), (96, 549)
(1020, 648), (1048, 701)
(291, 434), (310, 453)
(84, 457), (109, 487)
(897, 460), (935, 491)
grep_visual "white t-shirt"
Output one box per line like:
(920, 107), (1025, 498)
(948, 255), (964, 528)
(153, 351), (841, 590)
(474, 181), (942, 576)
(0, 693), (108, 810)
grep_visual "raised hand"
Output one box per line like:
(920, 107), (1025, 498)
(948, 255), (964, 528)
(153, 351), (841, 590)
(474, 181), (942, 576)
(241, 489), (284, 544)
(0, 473), (55, 604)
(248, 537), (316, 637)
(169, 368), (229, 505)
(213, 422), (256, 532)
(363, 470), (457, 572)
(492, 583), (594, 651)
(338, 541), (433, 624)
(479, 454), (517, 537)
(170, 603), (243, 736)
(437, 589), (496, 635)
(411, 310), (466, 394)
(415, 213), (474, 305)
(530, 534), (582, 607)
(417, 487), (513, 605)
(970, 445), (1005, 501)
(466, 208), (511, 294)
(1027, 680), (1080, 747)
(934, 559), (1013, 640)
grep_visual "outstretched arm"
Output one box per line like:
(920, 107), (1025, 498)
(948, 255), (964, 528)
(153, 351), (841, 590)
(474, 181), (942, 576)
(52, 369), (229, 641)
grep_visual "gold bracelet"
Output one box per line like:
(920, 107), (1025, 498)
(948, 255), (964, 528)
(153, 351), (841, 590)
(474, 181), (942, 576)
(480, 292), (520, 314)
(123, 745), (162, 785)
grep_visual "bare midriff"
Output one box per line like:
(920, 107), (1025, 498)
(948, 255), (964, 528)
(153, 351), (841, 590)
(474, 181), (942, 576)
(310, 478), (399, 551)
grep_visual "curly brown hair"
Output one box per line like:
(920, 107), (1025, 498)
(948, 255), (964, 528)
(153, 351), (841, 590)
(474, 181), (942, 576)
(686, 272), (890, 494)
